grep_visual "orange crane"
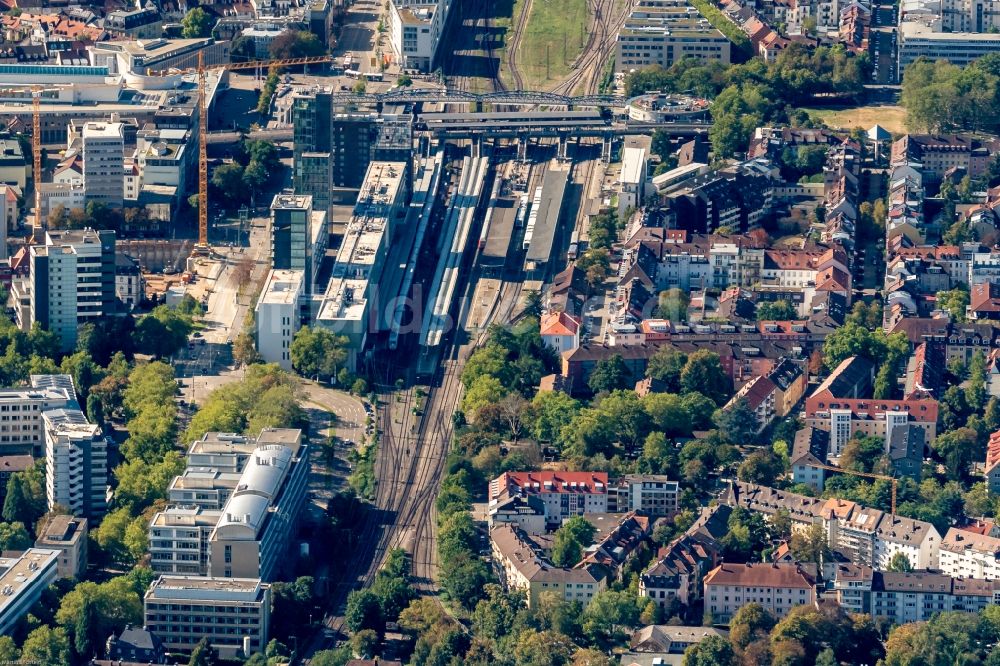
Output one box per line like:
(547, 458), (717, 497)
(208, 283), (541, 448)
(810, 462), (899, 515)
(155, 53), (332, 250)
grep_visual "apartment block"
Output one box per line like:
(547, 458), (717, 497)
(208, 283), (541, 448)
(185, 432), (258, 472)
(255, 269), (304, 370)
(490, 523), (606, 608)
(616, 0), (731, 72)
(834, 565), (1000, 623)
(790, 427), (830, 491)
(167, 468), (242, 510)
(16, 228), (116, 351)
(386, 0), (453, 71)
(0, 375), (76, 455)
(34, 515), (87, 579)
(0, 549), (59, 635)
(640, 505), (729, 610)
(805, 396), (939, 456)
(489, 471), (609, 529)
(606, 475), (679, 517)
(143, 576), (271, 657)
(81, 121), (125, 207)
(940, 528), (1000, 580)
(723, 482), (941, 569)
(704, 562), (818, 623)
(43, 408), (108, 519)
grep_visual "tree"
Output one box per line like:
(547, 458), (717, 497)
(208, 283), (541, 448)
(646, 348), (687, 392)
(680, 350), (730, 404)
(289, 327), (349, 379)
(0, 521), (30, 551)
(531, 391), (581, 442)
(580, 589), (642, 646)
(181, 7), (214, 38)
(551, 516), (596, 567)
(683, 635), (737, 666)
(737, 450), (783, 485)
(233, 330), (261, 366)
(841, 435), (885, 473)
(210, 162), (249, 206)
(656, 288), (690, 321)
(345, 589), (383, 634)
(21, 626), (71, 665)
(715, 399), (760, 445)
(269, 30), (326, 59)
(642, 392), (692, 437)
(74, 595), (97, 659)
(757, 300), (797, 321)
(937, 285), (970, 323)
(789, 523), (829, 563)
(887, 552), (913, 572)
(462, 376), (507, 422)
(188, 636), (217, 666)
(588, 354), (632, 394)
(932, 427), (978, 481)
(231, 34), (256, 60)
(729, 603), (776, 650)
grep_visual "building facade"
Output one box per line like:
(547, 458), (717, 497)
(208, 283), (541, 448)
(143, 576), (271, 657)
(0, 549), (59, 635)
(704, 562), (818, 622)
(43, 408), (107, 519)
(34, 514), (87, 579)
(81, 121), (124, 208)
(255, 269), (303, 370)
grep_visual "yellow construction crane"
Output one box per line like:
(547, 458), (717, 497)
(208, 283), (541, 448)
(159, 53), (332, 251)
(810, 462), (899, 515)
(31, 87), (40, 229)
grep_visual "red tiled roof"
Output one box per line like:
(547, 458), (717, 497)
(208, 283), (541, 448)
(491, 471), (609, 499)
(540, 311), (580, 337)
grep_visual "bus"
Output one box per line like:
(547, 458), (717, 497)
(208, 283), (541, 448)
(345, 69), (361, 79)
(363, 71), (384, 82)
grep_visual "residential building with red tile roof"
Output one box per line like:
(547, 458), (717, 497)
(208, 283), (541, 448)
(985, 429), (1000, 494)
(805, 395), (939, 455)
(704, 562), (818, 621)
(489, 471), (609, 527)
(971, 281), (1000, 320)
(540, 311), (581, 355)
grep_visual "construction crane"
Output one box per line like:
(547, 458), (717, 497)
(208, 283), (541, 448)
(31, 87), (41, 230)
(810, 462), (899, 516)
(158, 53), (332, 252)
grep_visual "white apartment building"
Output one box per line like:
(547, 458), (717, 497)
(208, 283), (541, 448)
(940, 528), (1000, 580)
(82, 121), (124, 208)
(834, 565), (1000, 624)
(155, 429), (308, 582)
(34, 515), (87, 579)
(616, 0), (731, 72)
(18, 228), (117, 351)
(489, 471), (609, 528)
(0, 549), (59, 635)
(607, 475), (679, 517)
(704, 562), (818, 623)
(387, 0), (453, 71)
(0, 375), (77, 455)
(255, 269), (303, 370)
(44, 408), (107, 519)
(619, 147), (649, 214)
(144, 576), (271, 657)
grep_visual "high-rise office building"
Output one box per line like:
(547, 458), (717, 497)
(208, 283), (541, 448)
(82, 121), (124, 208)
(269, 194), (327, 291)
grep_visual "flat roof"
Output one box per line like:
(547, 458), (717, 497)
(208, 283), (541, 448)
(146, 575), (266, 599)
(271, 193), (312, 211)
(258, 269), (304, 306)
(526, 162), (570, 263)
(0, 549), (59, 615)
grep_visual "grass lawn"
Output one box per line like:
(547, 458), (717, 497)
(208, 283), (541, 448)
(516, 0), (589, 89)
(802, 105), (908, 135)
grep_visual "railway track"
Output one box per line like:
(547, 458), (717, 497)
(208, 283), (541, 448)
(506, 0), (533, 91)
(550, 0), (632, 96)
